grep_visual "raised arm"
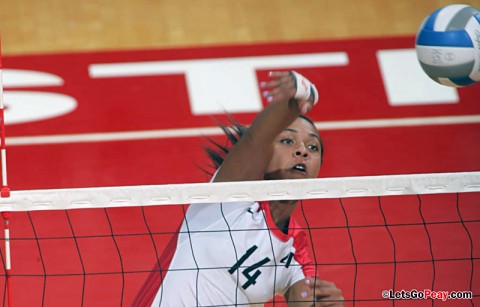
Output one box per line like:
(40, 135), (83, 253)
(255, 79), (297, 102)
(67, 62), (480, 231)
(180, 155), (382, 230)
(213, 71), (317, 183)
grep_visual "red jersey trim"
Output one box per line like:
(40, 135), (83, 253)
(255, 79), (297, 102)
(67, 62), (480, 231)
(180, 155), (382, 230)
(259, 201), (317, 277)
(132, 228), (180, 307)
(258, 201), (292, 242)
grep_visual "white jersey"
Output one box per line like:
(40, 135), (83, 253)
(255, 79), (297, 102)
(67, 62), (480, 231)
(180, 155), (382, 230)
(134, 200), (316, 306)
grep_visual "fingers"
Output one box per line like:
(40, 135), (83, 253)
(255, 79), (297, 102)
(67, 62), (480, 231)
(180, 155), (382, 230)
(297, 99), (312, 115)
(305, 278), (345, 307)
(260, 71), (296, 103)
(306, 279), (335, 297)
(260, 71), (316, 115)
(306, 278), (335, 289)
(260, 71), (294, 89)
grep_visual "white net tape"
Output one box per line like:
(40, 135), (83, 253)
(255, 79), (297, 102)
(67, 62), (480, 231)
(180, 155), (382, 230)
(1, 171), (479, 212)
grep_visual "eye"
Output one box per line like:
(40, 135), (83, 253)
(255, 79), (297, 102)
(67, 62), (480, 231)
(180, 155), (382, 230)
(308, 144), (319, 152)
(280, 138), (294, 145)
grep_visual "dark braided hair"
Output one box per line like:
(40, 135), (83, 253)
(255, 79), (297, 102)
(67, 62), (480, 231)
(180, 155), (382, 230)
(204, 116), (248, 172)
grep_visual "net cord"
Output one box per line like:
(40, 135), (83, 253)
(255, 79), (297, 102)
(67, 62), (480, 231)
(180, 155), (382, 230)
(1, 171), (479, 212)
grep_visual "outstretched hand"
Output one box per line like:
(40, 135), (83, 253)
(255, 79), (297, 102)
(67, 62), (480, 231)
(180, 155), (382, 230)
(260, 71), (317, 115)
(286, 276), (344, 307)
(304, 277), (344, 307)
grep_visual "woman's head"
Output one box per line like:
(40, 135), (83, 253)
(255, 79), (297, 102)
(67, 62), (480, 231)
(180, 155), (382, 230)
(264, 116), (323, 180)
(205, 115), (324, 178)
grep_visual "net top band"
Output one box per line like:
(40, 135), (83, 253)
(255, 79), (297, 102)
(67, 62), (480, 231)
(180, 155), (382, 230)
(1, 171), (479, 212)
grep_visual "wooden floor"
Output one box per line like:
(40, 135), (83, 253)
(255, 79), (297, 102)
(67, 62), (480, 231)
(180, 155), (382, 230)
(1, 0), (479, 55)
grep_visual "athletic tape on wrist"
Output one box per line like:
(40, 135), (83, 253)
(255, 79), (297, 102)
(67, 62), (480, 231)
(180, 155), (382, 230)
(291, 71), (319, 105)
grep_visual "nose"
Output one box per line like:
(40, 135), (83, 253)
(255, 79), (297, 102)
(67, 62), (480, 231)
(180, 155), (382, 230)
(294, 144), (308, 158)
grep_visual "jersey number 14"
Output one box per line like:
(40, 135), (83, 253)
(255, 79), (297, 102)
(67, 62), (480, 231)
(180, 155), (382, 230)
(228, 245), (295, 289)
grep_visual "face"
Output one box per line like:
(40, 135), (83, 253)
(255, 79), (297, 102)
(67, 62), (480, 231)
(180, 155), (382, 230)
(264, 117), (322, 180)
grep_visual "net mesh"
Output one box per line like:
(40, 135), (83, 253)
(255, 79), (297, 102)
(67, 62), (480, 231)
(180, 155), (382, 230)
(0, 173), (478, 306)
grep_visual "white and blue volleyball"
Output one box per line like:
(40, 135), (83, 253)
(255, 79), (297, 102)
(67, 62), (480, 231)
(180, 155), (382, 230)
(415, 4), (480, 87)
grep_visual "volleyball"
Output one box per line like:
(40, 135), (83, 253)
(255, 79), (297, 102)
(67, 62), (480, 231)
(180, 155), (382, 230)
(415, 4), (480, 87)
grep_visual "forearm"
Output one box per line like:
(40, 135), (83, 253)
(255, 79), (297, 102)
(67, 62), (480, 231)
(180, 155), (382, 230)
(248, 97), (300, 146)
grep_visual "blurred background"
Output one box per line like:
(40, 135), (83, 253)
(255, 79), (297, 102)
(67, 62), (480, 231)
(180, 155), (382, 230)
(2, 0), (479, 55)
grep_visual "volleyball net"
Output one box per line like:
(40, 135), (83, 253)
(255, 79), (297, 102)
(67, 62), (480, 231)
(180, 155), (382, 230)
(0, 172), (478, 306)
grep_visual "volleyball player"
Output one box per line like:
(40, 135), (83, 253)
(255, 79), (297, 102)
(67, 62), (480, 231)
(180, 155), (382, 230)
(135, 71), (344, 306)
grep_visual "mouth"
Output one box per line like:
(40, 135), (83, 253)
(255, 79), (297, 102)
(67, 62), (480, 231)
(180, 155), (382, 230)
(291, 163), (307, 174)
